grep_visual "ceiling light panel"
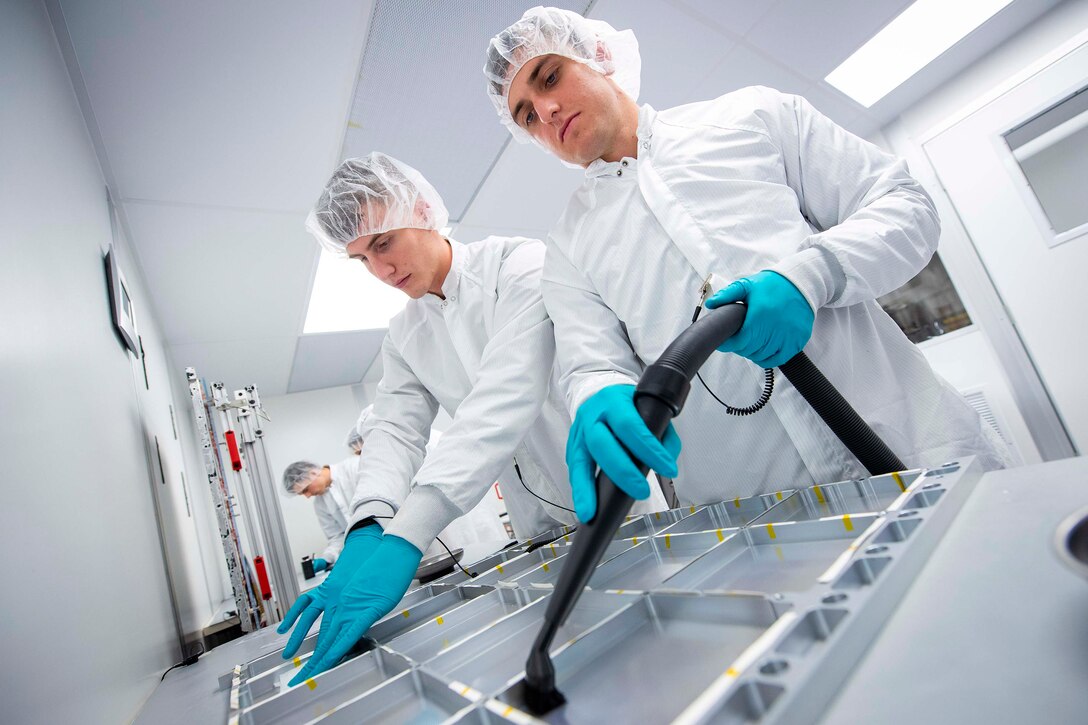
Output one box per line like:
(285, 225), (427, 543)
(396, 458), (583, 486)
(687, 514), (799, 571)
(825, 0), (1015, 107)
(303, 250), (407, 333)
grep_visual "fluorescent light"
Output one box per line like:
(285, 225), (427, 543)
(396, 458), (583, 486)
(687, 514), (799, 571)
(302, 250), (407, 334)
(825, 0), (1014, 107)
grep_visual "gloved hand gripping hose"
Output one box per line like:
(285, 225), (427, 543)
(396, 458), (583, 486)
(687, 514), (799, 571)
(520, 302), (905, 714)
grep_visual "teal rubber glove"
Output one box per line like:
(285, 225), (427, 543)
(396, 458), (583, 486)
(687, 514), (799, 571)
(312, 558), (328, 573)
(277, 525), (382, 659)
(566, 384), (681, 523)
(289, 534), (423, 687)
(705, 270), (814, 368)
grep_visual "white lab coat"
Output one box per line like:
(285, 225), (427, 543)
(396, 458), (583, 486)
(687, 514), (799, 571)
(543, 86), (1008, 504)
(347, 237), (598, 554)
(312, 456), (359, 564)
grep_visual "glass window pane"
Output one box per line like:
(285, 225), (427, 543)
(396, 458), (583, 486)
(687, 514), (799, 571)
(1005, 86), (1088, 238)
(878, 254), (971, 344)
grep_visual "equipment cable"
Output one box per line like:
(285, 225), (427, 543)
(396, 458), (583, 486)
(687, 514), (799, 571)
(690, 303), (774, 416)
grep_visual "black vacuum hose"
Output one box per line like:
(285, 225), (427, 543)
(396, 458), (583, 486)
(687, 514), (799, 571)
(521, 302), (905, 713)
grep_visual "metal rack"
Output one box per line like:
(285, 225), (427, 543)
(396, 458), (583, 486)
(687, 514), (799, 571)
(226, 458), (980, 724)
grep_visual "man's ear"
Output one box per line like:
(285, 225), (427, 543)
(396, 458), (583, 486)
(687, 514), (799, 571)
(595, 39), (613, 64)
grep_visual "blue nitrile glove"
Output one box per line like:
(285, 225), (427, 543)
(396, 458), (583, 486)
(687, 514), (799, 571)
(566, 384), (682, 523)
(705, 270), (815, 368)
(289, 534), (422, 686)
(277, 525), (382, 659)
(312, 558), (328, 573)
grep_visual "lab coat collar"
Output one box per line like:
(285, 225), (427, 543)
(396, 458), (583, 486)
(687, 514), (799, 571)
(431, 238), (463, 303)
(584, 103), (656, 179)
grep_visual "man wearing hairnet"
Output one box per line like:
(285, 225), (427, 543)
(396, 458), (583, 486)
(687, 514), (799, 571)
(484, 8), (1008, 523)
(282, 459), (359, 574)
(281, 151), (651, 684)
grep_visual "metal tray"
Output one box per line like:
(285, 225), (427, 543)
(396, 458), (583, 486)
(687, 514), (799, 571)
(383, 588), (546, 664)
(506, 539), (640, 589)
(231, 647), (411, 725)
(662, 492), (785, 535)
(305, 668), (476, 724)
(755, 470), (923, 524)
(367, 586), (495, 645)
(663, 515), (878, 596)
(469, 545), (571, 586)
(614, 509), (693, 540)
(587, 530), (731, 591)
(499, 592), (788, 724)
(423, 590), (638, 697)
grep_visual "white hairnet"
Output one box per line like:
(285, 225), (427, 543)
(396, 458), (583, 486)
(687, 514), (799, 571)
(484, 6), (641, 144)
(346, 405), (373, 453)
(306, 152), (449, 257)
(283, 460), (320, 494)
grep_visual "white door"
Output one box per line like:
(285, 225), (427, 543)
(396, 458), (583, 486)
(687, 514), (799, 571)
(924, 38), (1087, 456)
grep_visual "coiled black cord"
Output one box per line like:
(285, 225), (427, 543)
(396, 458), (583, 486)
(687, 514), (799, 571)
(691, 304), (774, 416)
(371, 515), (476, 579)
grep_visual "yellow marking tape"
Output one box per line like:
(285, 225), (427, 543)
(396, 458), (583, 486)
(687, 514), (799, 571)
(716, 529), (724, 542)
(843, 514), (854, 532)
(305, 679), (317, 691)
(550, 543), (557, 556)
(346, 121), (362, 129)
(892, 471), (905, 492)
(655, 512), (661, 520)
(542, 563), (550, 572)
(814, 485), (826, 504)
(563, 534), (570, 543)
(402, 610), (410, 618)
(664, 535), (671, 549)
(733, 497), (741, 508)
(726, 667), (739, 678)
(503, 705), (514, 717)
(632, 536), (639, 545)
(461, 686), (471, 696)
(766, 523), (777, 540)
(496, 564), (504, 574)
(292, 657), (301, 668)
(436, 616), (444, 625)
(615, 589), (625, 594)
(776, 491), (783, 501)
(775, 546), (784, 561)
(690, 506), (696, 514)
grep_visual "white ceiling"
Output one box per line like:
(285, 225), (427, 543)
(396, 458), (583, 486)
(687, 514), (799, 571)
(52, 0), (1063, 396)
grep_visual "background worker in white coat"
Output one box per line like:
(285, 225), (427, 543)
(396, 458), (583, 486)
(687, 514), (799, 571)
(283, 152), (655, 683)
(484, 8), (1008, 522)
(281, 458), (360, 573)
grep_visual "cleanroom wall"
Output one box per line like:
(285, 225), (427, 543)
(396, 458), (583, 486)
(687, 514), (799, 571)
(0, 1), (212, 721)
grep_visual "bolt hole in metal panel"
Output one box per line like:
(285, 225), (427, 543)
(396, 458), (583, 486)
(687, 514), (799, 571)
(664, 516), (877, 596)
(235, 647), (412, 725)
(423, 590), (639, 697)
(499, 592), (788, 724)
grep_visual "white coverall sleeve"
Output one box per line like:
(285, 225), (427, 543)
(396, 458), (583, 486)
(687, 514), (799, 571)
(384, 244), (563, 554)
(314, 501), (345, 564)
(758, 88), (941, 311)
(346, 336), (437, 532)
(541, 242), (644, 417)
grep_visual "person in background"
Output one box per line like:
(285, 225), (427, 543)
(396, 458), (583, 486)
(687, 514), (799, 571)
(281, 459), (359, 574)
(282, 152), (663, 684)
(483, 8), (1008, 523)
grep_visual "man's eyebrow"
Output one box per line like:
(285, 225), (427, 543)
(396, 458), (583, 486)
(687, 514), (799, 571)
(366, 233), (388, 252)
(512, 56), (548, 124)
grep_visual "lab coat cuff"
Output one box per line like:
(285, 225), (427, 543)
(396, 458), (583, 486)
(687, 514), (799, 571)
(347, 498), (399, 533)
(570, 372), (641, 417)
(768, 246), (843, 312)
(383, 486), (463, 556)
